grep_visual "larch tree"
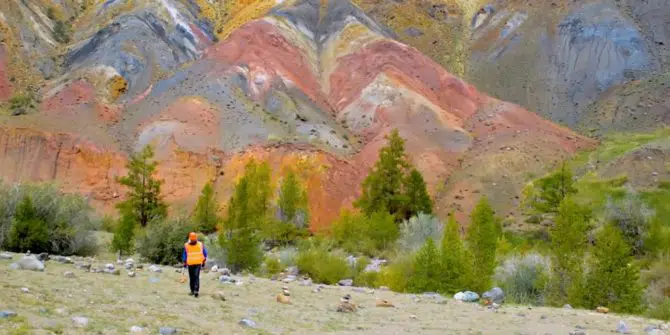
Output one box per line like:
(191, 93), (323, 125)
(466, 197), (499, 292)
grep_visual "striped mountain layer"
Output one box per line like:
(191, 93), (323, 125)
(0, 0), (595, 228)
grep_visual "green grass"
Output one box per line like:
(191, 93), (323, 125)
(570, 128), (670, 169)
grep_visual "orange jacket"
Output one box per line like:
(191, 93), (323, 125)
(184, 241), (206, 265)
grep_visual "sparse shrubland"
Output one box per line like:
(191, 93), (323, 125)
(495, 254), (550, 305)
(138, 216), (195, 265)
(0, 181), (98, 256)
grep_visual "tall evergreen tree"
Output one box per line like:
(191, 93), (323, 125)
(583, 224), (644, 313)
(355, 129), (409, 218)
(466, 197), (499, 292)
(278, 168), (309, 228)
(116, 145), (167, 227)
(440, 213), (472, 294)
(193, 182), (220, 234)
(526, 163), (577, 216)
(403, 168), (433, 218)
(219, 160), (271, 272)
(409, 238), (441, 293)
(547, 198), (590, 306)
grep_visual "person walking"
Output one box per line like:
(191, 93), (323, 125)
(183, 232), (207, 297)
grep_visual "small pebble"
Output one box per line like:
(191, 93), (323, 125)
(21, 287), (29, 293)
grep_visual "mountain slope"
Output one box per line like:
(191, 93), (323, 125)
(0, 0), (594, 228)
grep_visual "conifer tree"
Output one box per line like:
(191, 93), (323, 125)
(112, 203), (136, 256)
(526, 163), (577, 217)
(440, 213), (472, 294)
(547, 198), (590, 306)
(355, 129), (409, 218)
(193, 182), (220, 234)
(583, 224), (644, 313)
(409, 238), (441, 293)
(278, 168), (309, 228)
(219, 160), (270, 272)
(116, 145), (167, 227)
(403, 168), (433, 218)
(466, 197), (498, 292)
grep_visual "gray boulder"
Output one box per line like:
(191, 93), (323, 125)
(338, 279), (353, 287)
(52, 256), (73, 264)
(11, 256), (45, 271)
(219, 275), (236, 284)
(239, 318), (257, 328)
(75, 263), (91, 271)
(72, 316), (89, 328)
(148, 265), (162, 273)
(63, 271), (76, 278)
(37, 253), (49, 261)
(617, 320), (631, 334)
(482, 287), (505, 304)
(105, 263), (115, 270)
(0, 252), (12, 260)
(0, 310), (17, 318)
(159, 327), (178, 334)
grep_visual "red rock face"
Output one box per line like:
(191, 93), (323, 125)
(0, 46), (12, 102)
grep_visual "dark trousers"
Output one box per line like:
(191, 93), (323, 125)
(187, 264), (201, 293)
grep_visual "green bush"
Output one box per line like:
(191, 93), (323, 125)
(138, 216), (195, 265)
(378, 254), (414, 292)
(101, 215), (117, 233)
(262, 256), (283, 277)
(53, 20), (71, 43)
(642, 257), (670, 321)
(354, 270), (380, 288)
(0, 182), (97, 255)
(408, 238), (441, 293)
(495, 254), (550, 305)
(331, 210), (398, 256)
(296, 244), (349, 285)
(647, 298), (670, 321)
(8, 93), (36, 116)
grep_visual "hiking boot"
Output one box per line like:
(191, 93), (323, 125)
(194, 292), (199, 298)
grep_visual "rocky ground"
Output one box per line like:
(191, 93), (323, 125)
(0, 253), (668, 335)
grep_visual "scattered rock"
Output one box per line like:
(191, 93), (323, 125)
(569, 331), (586, 335)
(11, 256), (45, 271)
(125, 259), (135, 269)
(213, 291), (226, 301)
(52, 256), (73, 264)
(644, 325), (661, 335)
(0, 252), (13, 260)
(617, 320), (631, 334)
(220, 268), (231, 276)
(276, 294), (291, 304)
(159, 327), (178, 334)
(104, 269), (121, 275)
(130, 325), (143, 333)
(409, 314), (417, 320)
(37, 252), (49, 261)
(299, 278), (313, 286)
(575, 325), (586, 330)
(105, 263), (115, 270)
(148, 265), (162, 273)
(0, 310), (17, 318)
(376, 299), (394, 308)
(64, 271), (76, 278)
(75, 262), (91, 271)
(596, 306), (609, 314)
(564, 304), (573, 309)
(210, 265), (218, 273)
(482, 287), (505, 304)
(21, 287), (29, 293)
(454, 291), (479, 302)
(72, 316), (89, 328)
(128, 271), (136, 277)
(282, 275), (296, 283)
(239, 318), (257, 328)
(286, 266), (299, 276)
(338, 279), (353, 287)
(352, 287), (366, 293)
(337, 301), (357, 313)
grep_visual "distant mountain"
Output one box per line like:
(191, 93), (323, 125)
(0, 0), (595, 228)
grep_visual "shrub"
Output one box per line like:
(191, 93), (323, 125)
(296, 245), (349, 285)
(0, 182), (97, 256)
(331, 210), (398, 256)
(605, 194), (654, 256)
(645, 218), (670, 257)
(262, 256), (282, 277)
(138, 216), (195, 265)
(378, 254), (414, 292)
(101, 215), (117, 233)
(642, 257), (670, 321)
(53, 20), (71, 43)
(8, 93), (36, 116)
(397, 213), (443, 253)
(495, 254), (550, 305)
